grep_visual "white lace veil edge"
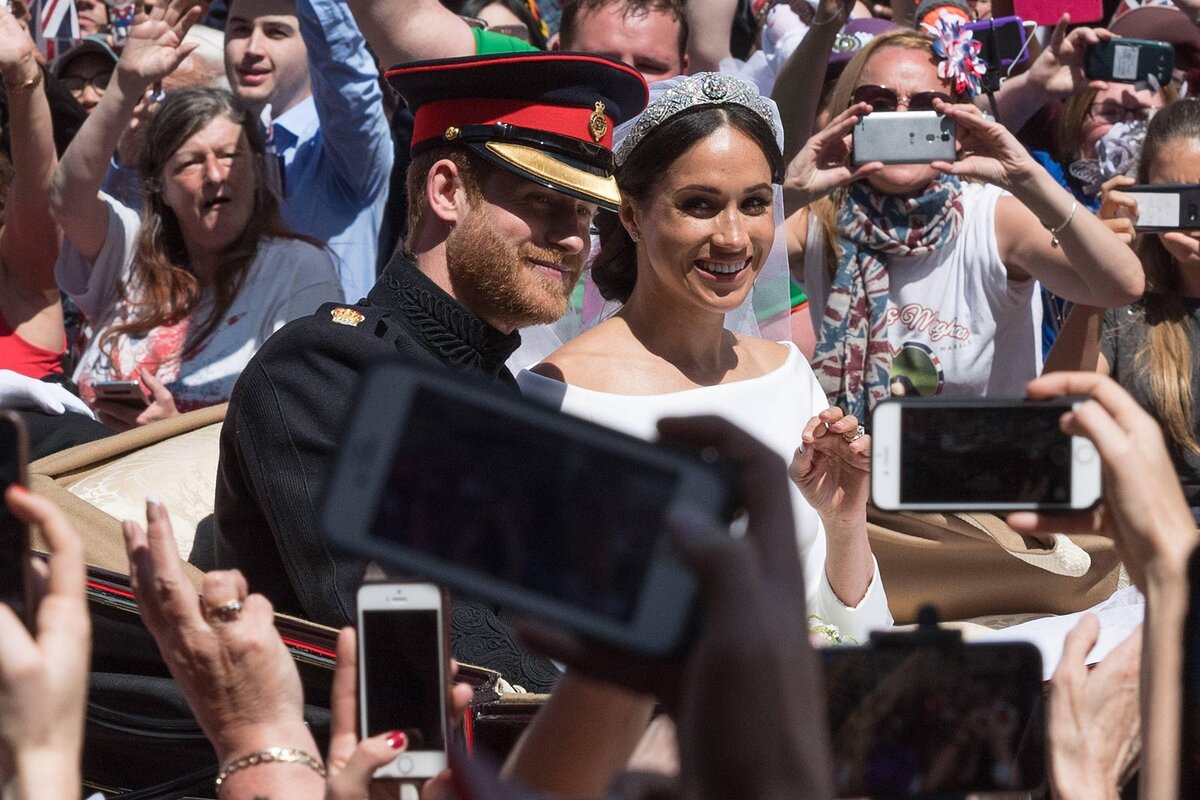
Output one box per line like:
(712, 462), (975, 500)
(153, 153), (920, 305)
(509, 74), (793, 371)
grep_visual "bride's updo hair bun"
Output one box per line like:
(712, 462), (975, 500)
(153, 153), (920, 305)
(591, 103), (783, 304)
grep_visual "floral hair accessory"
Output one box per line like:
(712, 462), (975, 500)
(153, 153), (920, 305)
(922, 17), (986, 98)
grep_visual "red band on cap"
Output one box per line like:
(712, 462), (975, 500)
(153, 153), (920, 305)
(412, 98), (614, 149)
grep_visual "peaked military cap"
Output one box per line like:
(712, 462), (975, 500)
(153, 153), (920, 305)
(387, 52), (648, 211)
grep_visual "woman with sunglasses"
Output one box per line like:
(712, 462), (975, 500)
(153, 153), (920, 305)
(791, 27), (1142, 421)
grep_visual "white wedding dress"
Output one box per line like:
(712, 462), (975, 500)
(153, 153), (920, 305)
(517, 342), (893, 643)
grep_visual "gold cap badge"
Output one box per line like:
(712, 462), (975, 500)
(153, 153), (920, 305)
(444, 126), (461, 141)
(331, 307), (366, 327)
(588, 101), (607, 143)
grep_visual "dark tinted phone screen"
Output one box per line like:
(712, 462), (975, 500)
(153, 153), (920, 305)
(0, 420), (26, 618)
(900, 405), (1071, 504)
(968, 19), (1025, 68)
(369, 387), (680, 624)
(822, 644), (1044, 797)
(361, 609), (444, 748)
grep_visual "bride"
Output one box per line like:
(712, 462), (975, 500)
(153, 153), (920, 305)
(518, 73), (892, 640)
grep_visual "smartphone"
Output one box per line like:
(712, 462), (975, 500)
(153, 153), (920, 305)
(320, 360), (736, 657)
(871, 398), (1102, 512)
(0, 412), (31, 628)
(1012, 0), (1102, 26)
(963, 16), (1029, 74)
(1123, 184), (1200, 232)
(357, 582), (450, 780)
(822, 638), (1045, 797)
(1085, 38), (1174, 86)
(92, 380), (149, 409)
(1182, 546), (1200, 798)
(852, 111), (956, 166)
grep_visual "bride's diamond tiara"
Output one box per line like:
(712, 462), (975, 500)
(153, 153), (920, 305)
(614, 73), (778, 166)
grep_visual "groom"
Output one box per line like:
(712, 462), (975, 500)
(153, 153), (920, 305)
(213, 52), (647, 691)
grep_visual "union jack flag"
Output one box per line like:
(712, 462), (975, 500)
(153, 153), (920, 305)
(32, 0), (79, 61)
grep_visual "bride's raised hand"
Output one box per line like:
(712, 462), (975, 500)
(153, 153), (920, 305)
(788, 407), (871, 526)
(782, 102), (883, 212)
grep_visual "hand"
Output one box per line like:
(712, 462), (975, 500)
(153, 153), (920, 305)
(0, 370), (96, 418)
(94, 368), (180, 430)
(521, 416), (835, 800)
(116, 0), (201, 85)
(1007, 372), (1198, 592)
(1171, 0), (1200, 26)
(1024, 16), (1112, 98)
(813, 0), (854, 25)
(116, 87), (161, 167)
(1048, 615), (1141, 800)
(1098, 175), (1139, 245)
(122, 499), (317, 764)
(930, 100), (1039, 191)
(0, 486), (89, 797)
(782, 102), (883, 210)
(324, 626), (475, 800)
(0, 4), (37, 81)
(789, 407), (870, 527)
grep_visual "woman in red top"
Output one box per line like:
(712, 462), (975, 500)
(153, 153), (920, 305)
(0, 5), (67, 380)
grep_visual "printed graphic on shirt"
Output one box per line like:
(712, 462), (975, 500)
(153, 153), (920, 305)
(889, 341), (945, 397)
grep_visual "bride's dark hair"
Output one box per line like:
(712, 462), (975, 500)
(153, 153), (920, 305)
(592, 103), (783, 303)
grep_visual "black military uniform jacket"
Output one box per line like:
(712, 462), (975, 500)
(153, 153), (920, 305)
(214, 250), (560, 691)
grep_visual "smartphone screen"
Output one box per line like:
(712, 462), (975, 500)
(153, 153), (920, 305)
(964, 17), (1027, 70)
(822, 643), (1045, 797)
(898, 404), (1073, 505)
(360, 608), (446, 749)
(0, 416), (28, 624)
(368, 386), (681, 625)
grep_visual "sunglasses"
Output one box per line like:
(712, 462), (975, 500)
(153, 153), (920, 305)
(851, 85), (953, 113)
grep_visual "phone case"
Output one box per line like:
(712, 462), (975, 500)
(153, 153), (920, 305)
(852, 111), (956, 166)
(1013, 0), (1102, 26)
(1124, 183), (1200, 231)
(1084, 38), (1174, 85)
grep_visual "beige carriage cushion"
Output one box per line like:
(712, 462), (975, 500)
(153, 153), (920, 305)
(64, 421), (221, 557)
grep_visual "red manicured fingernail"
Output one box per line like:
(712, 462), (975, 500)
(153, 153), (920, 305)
(386, 731), (407, 750)
(8, 485), (26, 495)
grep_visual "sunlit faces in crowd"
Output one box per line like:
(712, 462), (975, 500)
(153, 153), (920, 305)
(160, 114), (257, 260)
(1082, 83), (1166, 158)
(445, 168), (596, 332)
(223, 0), (312, 115)
(855, 45), (952, 196)
(621, 124), (775, 315)
(559, 2), (687, 83)
(74, 0), (109, 35)
(1145, 136), (1200, 269)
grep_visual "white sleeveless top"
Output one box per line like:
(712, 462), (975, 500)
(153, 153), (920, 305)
(517, 342), (893, 643)
(803, 183), (1043, 398)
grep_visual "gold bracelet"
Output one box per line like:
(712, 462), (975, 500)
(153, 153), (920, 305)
(214, 747), (327, 792)
(1044, 199), (1077, 249)
(3, 68), (42, 93)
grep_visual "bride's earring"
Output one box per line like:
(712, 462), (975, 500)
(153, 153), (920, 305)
(630, 230), (639, 242)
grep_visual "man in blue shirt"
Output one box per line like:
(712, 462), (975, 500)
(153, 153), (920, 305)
(224, 0), (392, 302)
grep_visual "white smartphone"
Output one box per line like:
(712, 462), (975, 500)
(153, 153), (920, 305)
(852, 111), (956, 166)
(92, 379), (149, 409)
(871, 398), (1101, 512)
(357, 582), (450, 780)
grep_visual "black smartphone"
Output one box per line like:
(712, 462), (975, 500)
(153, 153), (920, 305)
(871, 398), (1102, 512)
(1085, 38), (1174, 85)
(357, 581), (450, 780)
(963, 16), (1030, 74)
(1181, 546), (1200, 798)
(321, 360), (737, 657)
(822, 636), (1045, 798)
(92, 380), (149, 409)
(0, 412), (31, 628)
(1123, 184), (1200, 232)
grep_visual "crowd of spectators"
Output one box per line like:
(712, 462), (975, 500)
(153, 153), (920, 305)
(2, 0), (1200, 797)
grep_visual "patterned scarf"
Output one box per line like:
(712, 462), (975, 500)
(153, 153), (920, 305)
(810, 175), (964, 422)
